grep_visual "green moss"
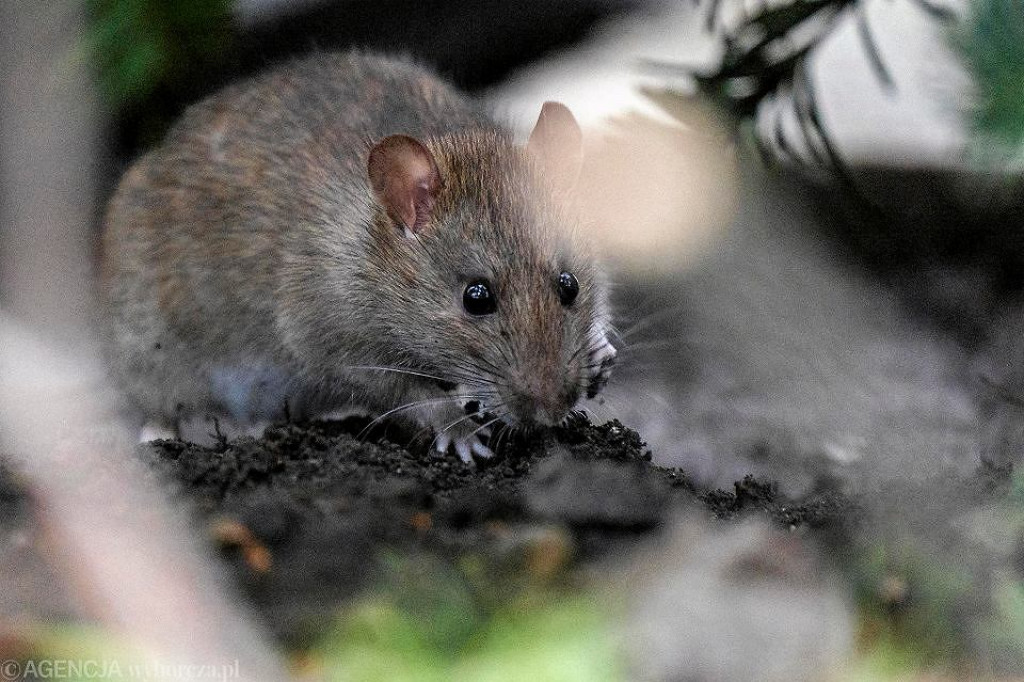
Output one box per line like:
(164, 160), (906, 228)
(84, 0), (236, 110)
(851, 541), (980, 667)
(956, 0), (1024, 154)
(314, 556), (624, 682)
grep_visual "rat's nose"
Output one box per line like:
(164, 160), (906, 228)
(509, 381), (579, 427)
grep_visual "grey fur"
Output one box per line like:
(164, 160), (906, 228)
(100, 52), (614, 448)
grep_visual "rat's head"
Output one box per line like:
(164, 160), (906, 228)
(364, 102), (616, 428)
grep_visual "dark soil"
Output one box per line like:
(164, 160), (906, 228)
(129, 415), (855, 643)
(0, 414), (857, 645)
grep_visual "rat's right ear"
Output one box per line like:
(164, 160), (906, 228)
(367, 135), (442, 236)
(527, 102), (583, 194)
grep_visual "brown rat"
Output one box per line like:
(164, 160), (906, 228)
(100, 51), (616, 461)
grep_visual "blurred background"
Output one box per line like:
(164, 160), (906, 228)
(3, 0), (1024, 679)
(3, 0), (1021, 340)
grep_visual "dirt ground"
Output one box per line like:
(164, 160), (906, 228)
(0, 412), (860, 649)
(119, 415), (855, 643)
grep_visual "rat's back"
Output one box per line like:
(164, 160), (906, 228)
(162, 52), (494, 155)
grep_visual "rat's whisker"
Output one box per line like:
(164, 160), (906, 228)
(469, 351), (510, 377)
(344, 365), (452, 383)
(455, 364), (508, 388)
(464, 354), (510, 382)
(489, 419), (510, 453)
(442, 370), (505, 393)
(358, 394), (482, 441)
(445, 362), (498, 383)
(566, 341), (591, 367)
(580, 400), (615, 424)
(499, 422), (520, 452)
(437, 411), (480, 435)
(346, 362), (501, 396)
(615, 307), (682, 341)
(494, 344), (518, 373)
(426, 412), (482, 452)
(403, 390), (498, 447)
(469, 413), (505, 439)
(616, 339), (675, 354)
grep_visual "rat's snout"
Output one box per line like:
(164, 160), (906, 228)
(505, 374), (580, 427)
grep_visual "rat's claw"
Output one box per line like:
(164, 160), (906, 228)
(436, 431), (494, 463)
(587, 337), (617, 399)
(431, 411), (495, 462)
(454, 437), (473, 463)
(435, 431), (452, 454)
(471, 439), (494, 459)
(594, 338), (616, 364)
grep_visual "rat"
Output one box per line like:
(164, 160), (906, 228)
(99, 51), (616, 462)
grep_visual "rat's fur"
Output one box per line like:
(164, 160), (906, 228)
(101, 52), (614, 456)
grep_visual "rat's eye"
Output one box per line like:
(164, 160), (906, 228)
(463, 280), (497, 316)
(557, 272), (579, 307)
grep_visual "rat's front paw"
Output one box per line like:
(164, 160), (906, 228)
(434, 429), (494, 463)
(586, 336), (617, 399)
(421, 385), (499, 463)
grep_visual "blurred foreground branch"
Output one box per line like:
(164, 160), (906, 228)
(0, 1), (292, 676)
(0, 316), (291, 679)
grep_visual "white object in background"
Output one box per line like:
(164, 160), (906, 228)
(490, 0), (973, 170)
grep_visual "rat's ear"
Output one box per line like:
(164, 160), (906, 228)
(367, 135), (442, 235)
(526, 102), (583, 193)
